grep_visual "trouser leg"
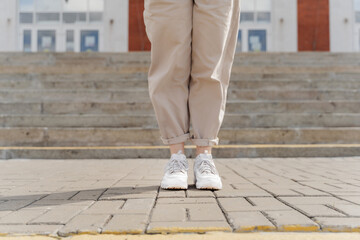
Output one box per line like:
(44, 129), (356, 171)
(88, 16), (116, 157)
(143, 0), (193, 145)
(189, 0), (241, 146)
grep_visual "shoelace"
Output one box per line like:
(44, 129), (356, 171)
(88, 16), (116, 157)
(166, 151), (188, 174)
(197, 159), (217, 174)
(195, 151), (217, 175)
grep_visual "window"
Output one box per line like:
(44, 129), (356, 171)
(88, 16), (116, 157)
(81, 30), (99, 52)
(20, 13), (33, 23)
(356, 0), (360, 23)
(248, 29), (267, 52)
(241, 0), (271, 23)
(38, 30), (56, 52)
(36, 13), (60, 23)
(23, 30), (32, 52)
(19, 0), (104, 24)
(66, 30), (75, 52)
(236, 30), (242, 52)
(19, 0), (34, 11)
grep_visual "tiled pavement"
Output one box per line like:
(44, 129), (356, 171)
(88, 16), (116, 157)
(0, 156), (359, 237)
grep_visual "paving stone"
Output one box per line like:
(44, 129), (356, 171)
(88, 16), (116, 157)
(263, 210), (320, 231)
(189, 204), (227, 221)
(120, 198), (155, 214)
(332, 204), (360, 216)
(292, 204), (346, 217)
(40, 191), (80, 200)
(30, 199), (94, 207)
(227, 211), (276, 231)
(0, 208), (48, 224)
(80, 200), (126, 214)
(151, 204), (186, 222)
(29, 205), (88, 224)
(279, 196), (351, 206)
(147, 221), (232, 234)
(215, 189), (273, 197)
(57, 214), (110, 236)
(0, 224), (62, 235)
(0, 199), (36, 211)
(291, 187), (331, 196)
(218, 197), (292, 212)
(158, 189), (186, 198)
(157, 197), (217, 204)
(100, 193), (157, 199)
(313, 217), (360, 231)
(186, 189), (215, 198)
(102, 214), (148, 234)
(69, 189), (106, 200)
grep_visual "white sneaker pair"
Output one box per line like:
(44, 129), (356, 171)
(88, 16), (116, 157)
(160, 149), (222, 190)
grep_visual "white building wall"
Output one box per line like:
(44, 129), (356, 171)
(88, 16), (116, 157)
(330, 0), (355, 52)
(0, 0), (17, 51)
(104, 0), (128, 52)
(0, 0), (128, 52)
(271, 0), (297, 52)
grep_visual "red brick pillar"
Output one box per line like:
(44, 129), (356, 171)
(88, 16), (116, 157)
(297, 0), (330, 51)
(128, 0), (151, 51)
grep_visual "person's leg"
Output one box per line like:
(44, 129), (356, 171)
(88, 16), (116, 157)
(189, 0), (241, 150)
(143, 0), (193, 150)
(169, 142), (185, 155)
(196, 146), (212, 155)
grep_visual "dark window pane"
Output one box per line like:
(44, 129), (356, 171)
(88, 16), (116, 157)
(19, 0), (34, 11)
(63, 12), (87, 23)
(23, 30), (31, 52)
(356, 12), (360, 23)
(63, 12), (77, 23)
(36, 12), (60, 23)
(236, 30), (242, 52)
(66, 30), (74, 52)
(257, 12), (271, 22)
(81, 30), (99, 52)
(89, 12), (102, 22)
(240, 12), (254, 23)
(38, 30), (56, 52)
(79, 12), (87, 22)
(248, 29), (267, 52)
(20, 12), (33, 24)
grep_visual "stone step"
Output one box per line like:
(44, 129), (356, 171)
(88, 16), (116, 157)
(1, 113), (360, 128)
(2, 144), (360, 159)
(1, 52), (360, 67)
(1, 89), (359, 102)
(1, 101), (359, 115)
(1, 72), (358, 82)
(1, 127), (360, 147)
(1, 78), (360, 91)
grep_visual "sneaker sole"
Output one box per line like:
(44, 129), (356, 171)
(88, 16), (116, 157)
(194, 176), (222, 190)
(161, 180), (188, 190)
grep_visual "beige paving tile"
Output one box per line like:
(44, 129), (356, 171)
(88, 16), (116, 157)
(147, 221), (232, 234)
(102, 214), (148, 234)
(227, 211), (276, 231)
(263, 210), (320, 231)
(313, 217), (360, 231)
(58, 214), (110, 236)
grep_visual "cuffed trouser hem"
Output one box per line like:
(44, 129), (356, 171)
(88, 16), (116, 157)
(190, 136), (219, 147)
(161, 132), (191, 145)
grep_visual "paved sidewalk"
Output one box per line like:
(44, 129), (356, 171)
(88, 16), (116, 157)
(0, 156), (359, 237)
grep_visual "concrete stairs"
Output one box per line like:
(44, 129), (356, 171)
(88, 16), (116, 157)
(1, 52), (360, 159)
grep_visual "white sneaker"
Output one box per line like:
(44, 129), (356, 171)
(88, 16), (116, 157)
(160, 150), (188, 189)
(194, 150), (222, 190)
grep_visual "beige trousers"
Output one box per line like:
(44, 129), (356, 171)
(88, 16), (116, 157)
(143, 0), (241, 146)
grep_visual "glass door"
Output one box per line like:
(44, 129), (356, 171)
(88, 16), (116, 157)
(80, 30), (99, 52)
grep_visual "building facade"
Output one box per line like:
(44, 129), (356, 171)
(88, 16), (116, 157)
(0, 0), (359, 52)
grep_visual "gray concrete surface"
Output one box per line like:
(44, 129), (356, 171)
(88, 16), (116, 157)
(0, 156), (359, 237)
